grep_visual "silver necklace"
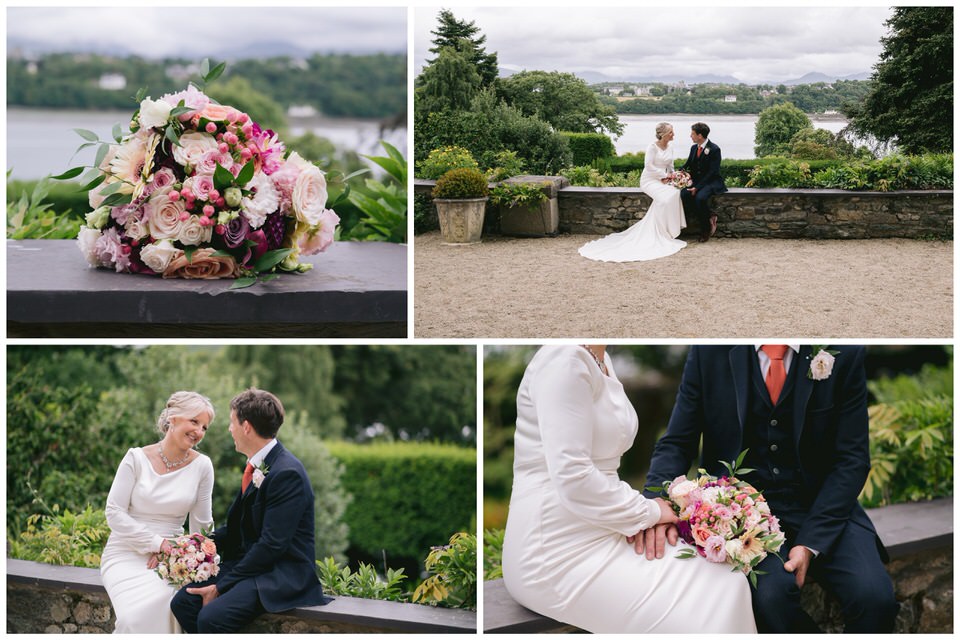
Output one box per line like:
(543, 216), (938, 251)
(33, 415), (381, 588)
(158, 441), (190, 469)
(581, 345), (608, 375)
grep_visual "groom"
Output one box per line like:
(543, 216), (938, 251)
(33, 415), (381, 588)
(679, 122), (727, 242)
(171, 388), (327, 633)
(639, 346), (898, 633)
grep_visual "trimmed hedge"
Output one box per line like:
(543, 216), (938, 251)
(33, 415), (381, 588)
(560, 132), (615, 166)
(326, 441), (476, 571)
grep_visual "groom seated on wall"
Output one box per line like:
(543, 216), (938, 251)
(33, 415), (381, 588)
(640, 345), (899, 633)
(679, 122), (726, 242)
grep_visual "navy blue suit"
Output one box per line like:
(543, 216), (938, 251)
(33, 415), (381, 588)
(679, 140), (727, 233)
(645, 346), (897, 633)
(171, 442), (327, 633)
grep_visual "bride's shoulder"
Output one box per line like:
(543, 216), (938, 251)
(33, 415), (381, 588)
(532, 345), (593, 371)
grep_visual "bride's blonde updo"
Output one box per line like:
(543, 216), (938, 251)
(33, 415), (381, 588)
(156, 391), (216, 435)
(655, 122), (673, 140)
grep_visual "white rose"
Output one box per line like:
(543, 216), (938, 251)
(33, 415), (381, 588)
(177, 215), (213, 246)
(77, 226), (103, 267)
(288, 154), (327, 225)
(252, 469), (266, 488)
(146, 191), (186, 240)
(139, 98), (173, 130)
(171, 131), (219, 170)
(809, 350), (835, 381)
(124, 215), (149, 241)
(668, 479), (698, 508)
(140, 239), (179, 272)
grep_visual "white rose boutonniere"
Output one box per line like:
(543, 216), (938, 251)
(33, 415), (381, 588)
(808, 345), (840, 380)
(703, 147), (710, 155)
(252, 462), (269, 488)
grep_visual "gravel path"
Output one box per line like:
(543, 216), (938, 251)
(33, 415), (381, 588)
(414, 233), (953, 338)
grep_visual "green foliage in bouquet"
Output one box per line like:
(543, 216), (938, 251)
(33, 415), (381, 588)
(317, 556), (408, 602)
(431, 167), (489, 199)
(861, 357), (953, 507)
(412, 532), (477, 610)
(482, 528), (504, 580)
(8, 504), (110, 568)
(417, 146), (479, 180)
(325, 441), (476, 575)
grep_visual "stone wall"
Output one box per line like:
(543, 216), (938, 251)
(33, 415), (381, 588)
(413, 180), (953, 240)
(7, 583), (115, 633)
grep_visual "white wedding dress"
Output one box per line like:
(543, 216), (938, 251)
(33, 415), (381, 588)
(100, 447), (214, 633)
(502, 346), (756, 633)
(578, 142), (687, 261)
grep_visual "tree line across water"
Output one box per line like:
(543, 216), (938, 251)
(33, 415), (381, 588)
(7, 52), (406, 119)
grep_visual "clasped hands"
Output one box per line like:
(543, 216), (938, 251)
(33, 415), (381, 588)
(627, 498), (813, 587)
(147, 538), (219, 606)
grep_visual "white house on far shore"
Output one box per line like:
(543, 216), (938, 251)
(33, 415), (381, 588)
(98, 73), (126, 90)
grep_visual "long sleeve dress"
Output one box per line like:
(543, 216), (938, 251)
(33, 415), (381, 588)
(501, 346), (756, 633)
(578, 142), (687, 261)
(100, 447), (214, 633)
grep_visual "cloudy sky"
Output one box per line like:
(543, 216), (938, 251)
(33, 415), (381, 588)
(8, 7), (407, 58)
(415, 6), (894, 84)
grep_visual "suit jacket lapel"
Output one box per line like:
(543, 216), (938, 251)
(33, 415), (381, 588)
(728, 346), (752, 435)
(792, 346), (815, 444)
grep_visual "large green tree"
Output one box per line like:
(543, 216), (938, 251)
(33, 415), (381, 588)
(416, 44), (483, 114)
(497, 71), (624, 137)
(427, 9), (499, 86)
(754, 102), (812, 157)
(846, 7), (953, 153)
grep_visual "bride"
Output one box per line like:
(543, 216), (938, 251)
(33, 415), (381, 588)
(502, 345), (756, 633)
(100, 391), (216, 633)
(579, 123), (687, 261)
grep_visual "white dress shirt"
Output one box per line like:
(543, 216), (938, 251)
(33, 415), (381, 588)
(248, 438), (278, 468)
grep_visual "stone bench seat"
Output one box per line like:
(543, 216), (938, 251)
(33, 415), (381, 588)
(483, 497), (953, 633)
(6, 558), (476, 633)
(7, 239), (408, 338)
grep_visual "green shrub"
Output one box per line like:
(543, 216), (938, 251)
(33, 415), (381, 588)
(861, 358), (953, 507)
(414, 192), (439, 234)
(326, 441), (476, 574)
(606, 152), (646, 174)
(560, 132), (616, 166)
(317, 556), (408, 602)
(7, 176), (85, 239)
(412, 532), (477, 610)
(482, 528), (504, 580)
(417, 146), (479, 180)
(485, 150), (525, 182)
(745, 160), (815, 188)
(8, 505), (110, 568)
(432, 167), (489, 199)
(489, 182), (548, 208)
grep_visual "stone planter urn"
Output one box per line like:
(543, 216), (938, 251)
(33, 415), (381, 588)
(496, 175), (568, 237)
(435, 198), (488, 244)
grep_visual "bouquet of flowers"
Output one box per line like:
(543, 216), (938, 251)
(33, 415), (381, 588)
(60, 61), (340, 287)
(654, 451), (785, 586)
(666, 170), (692, 189)
(154, 532), (220, 588)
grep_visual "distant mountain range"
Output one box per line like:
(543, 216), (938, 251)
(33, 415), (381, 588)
(499, 67), (871, 85)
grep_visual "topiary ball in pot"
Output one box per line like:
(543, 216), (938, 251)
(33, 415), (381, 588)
(432, 167), (490, 200)
(432, 168), (489, 244)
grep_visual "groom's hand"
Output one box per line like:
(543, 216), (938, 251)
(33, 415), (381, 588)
(186, 584), (219, 607)
(783, 545), (813, 588)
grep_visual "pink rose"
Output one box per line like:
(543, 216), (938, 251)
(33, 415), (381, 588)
(146, 191), (186, 240)
(298, 209), (340, 255)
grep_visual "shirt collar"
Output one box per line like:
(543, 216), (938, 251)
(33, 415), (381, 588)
(754, 344), (801, 354)
(248, 438), (278, 467)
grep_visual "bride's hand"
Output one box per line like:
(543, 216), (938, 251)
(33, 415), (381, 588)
(147, 539), (174, 568)
(631, 498), (679, 560)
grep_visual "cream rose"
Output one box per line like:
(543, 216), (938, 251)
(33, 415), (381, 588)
(146, 191), (186, 240)
(139, 239), (178, 272)
(809, 350), (835, 380)
(171, 131), (220, 170)
(177, 215), (213, 246)
(668, 479), (699, 509)
(285, 152), (328, 225)
(139, 98), (173, 130)
(77, 226), (103, 267)
(162, 248), (240, 279)
(124, 215), (149, 241)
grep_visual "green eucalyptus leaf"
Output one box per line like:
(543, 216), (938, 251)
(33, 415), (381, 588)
(112, 123), (123, 143)
(74, 128), (99, 142)
(50, 167), (85, 181)
(169, 106), (194, 117)
(80, 174), (106, 191)
(184, 246), (197, 263)
(200, 58), (210, 78)
(135, 87), (147, 103)
(164, 124), (181, 147)
(95, 143), (110, 169)
(101, 192), (133, 208)
(204, 61), (226, 84)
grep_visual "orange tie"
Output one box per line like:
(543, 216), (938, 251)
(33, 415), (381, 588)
(241, 462), (254, 493)
(761, 345), (789, 404)
(696, 145), (703, 158)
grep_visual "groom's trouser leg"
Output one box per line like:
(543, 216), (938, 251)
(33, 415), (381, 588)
(679, 188), (696, 223)
(810, 521), (898, 633)
(693, 186), (720, 228)
(195, 578), (266, 633)
(751, 553), (821, 633)
(171, 577), (218, 634)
